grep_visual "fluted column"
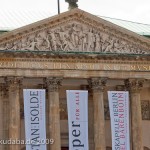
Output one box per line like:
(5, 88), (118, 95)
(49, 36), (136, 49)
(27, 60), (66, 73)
(125, 79), (144, 150)
(38, 84), (49, 144)
(45, 77), (62, 150)
(88, 78), (107, 150)
(0, 85), (3, 150)
(0, 83), (9, 150)
(81, 85), (94, 150)
(5, 77), (23, 150)
(0, 83), (6, 150)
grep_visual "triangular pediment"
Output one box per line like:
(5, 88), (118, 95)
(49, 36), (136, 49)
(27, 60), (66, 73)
(0, 9), (150, 54)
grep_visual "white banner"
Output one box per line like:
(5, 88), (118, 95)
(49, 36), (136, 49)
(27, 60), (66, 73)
(23, 89), (46, 150)
(67, 90), (89, 150)
(108, 91), (130, 150)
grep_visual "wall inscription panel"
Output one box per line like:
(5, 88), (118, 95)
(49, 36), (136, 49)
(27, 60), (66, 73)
(0, 58), (150, 72)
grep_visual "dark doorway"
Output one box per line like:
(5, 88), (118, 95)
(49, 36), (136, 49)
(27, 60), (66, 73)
(61, 147), (69, 150)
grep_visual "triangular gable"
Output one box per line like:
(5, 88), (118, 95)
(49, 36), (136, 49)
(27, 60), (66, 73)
(0, 9), (150, 54)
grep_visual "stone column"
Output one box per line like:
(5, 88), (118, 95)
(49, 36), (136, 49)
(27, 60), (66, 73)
(0, 84), (6, 150)
(125, 79), (144, 150)
(88, 78), (107, 150)
(5, 77), (23, 150)
(0, 83), (9, 150)
(45, 77), (62, 150)
(38, 84), (49, 144)
(81, 85), (94, 150)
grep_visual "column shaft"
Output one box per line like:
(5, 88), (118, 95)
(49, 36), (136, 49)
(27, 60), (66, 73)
(0, 83), (9, 150)
(93, 91), (105, 150)
(81, 85), (94, 149)
(131, 92), (143, 150)
(6, 77), (22, 150)
(3, 97), (9, 150)
(125, 79), (144, 150)
(88, 78), (107, 150)
(45, 77), (62, 150)
(0, 84), (5, 150)
(88, 94), (94, 150)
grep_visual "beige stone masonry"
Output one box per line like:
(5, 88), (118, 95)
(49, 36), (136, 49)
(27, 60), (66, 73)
(0, 84), (5, 150)
(0, 9), (149, 53)
(5, 77), (23, 150)
(88, 77), (107, 150)
(125, 79), (145, 150)
(1, 84), (9, 150)
(45, 77), (62, 150)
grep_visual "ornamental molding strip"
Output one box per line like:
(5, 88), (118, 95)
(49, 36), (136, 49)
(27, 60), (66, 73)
(0, 9), (150, 54)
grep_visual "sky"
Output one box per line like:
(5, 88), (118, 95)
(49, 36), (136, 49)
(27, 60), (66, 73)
(0, 0), (150, 24)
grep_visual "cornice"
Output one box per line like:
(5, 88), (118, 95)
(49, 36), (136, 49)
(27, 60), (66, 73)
(0, 53), (149, 64)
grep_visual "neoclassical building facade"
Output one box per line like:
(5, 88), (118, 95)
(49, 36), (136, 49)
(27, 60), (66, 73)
(0, 8), (150, 150)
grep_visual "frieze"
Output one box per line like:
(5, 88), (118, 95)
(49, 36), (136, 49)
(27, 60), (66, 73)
(0, 22), (149, 54)
(0, 58), (150, 72)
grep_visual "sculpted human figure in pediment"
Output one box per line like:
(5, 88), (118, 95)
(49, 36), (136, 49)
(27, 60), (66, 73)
(0, 22), (148, 54)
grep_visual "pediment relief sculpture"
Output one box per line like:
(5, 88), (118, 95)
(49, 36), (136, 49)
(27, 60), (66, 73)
(0, 22), (149, 54)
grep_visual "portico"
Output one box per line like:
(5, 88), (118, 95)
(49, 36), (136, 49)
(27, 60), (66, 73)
(0, 8), (149, 150)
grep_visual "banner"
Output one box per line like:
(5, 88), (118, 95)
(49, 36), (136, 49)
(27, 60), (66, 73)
(67, 90), (89, 150)
(108, 91), (130, 150)
(23, 89), (46, 150)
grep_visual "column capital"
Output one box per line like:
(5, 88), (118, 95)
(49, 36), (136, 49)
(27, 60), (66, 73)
(124, 78), (145, 93)
(44, 77), (63, 92)
(88, 77), (108, 92)
(0, 83), (5, 89)
(0, 83), (8, 97)
(5, 77), (23, 87)
(0, 83), (6, 91)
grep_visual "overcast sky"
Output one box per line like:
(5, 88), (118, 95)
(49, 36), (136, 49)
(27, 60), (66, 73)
(1, 0), (150, 24)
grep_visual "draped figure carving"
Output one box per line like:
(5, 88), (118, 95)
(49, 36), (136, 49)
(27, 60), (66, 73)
(0, 22), (148, 54)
